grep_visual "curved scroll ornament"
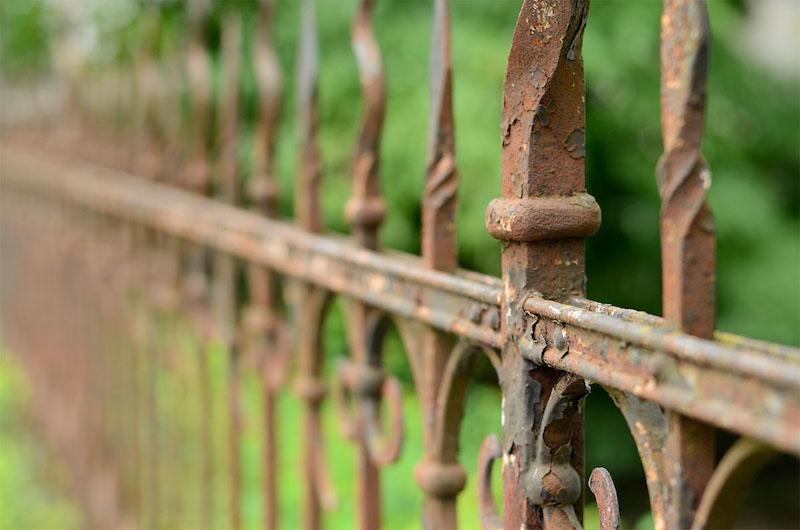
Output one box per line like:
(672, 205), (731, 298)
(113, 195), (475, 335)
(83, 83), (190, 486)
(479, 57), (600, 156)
(597, 390), (780, 530)
(414, 340), (498, 530)
(476, 370), (590, 530)
(293, 287), (337, 515)
(477, 435), (503, 530)
(334, 306), (408, 466)
(335, 358), (404, 466)
(478, 387), (774, 530)
(346, 0), (387, 251)
(588, 469), (621, 530)
(691, 438), (778, 530)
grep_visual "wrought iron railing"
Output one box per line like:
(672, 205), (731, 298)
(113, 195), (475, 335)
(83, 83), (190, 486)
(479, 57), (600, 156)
(1, 1), (798, 529)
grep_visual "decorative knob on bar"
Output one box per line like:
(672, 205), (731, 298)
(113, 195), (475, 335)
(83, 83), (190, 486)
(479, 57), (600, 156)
(250, 0), (282, 219)
(350, 0), (386, 250)
(294, 375), (328, 406)
(492, 0), (594, 527)
(485, 194), (601, 242)
(414, 461), (467, 499)
(247, 177), (281, 217)
(344, 195), (387, 230)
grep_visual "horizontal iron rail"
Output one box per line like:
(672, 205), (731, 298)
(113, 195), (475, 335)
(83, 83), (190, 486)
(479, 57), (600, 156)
(3, 143), (799, 454)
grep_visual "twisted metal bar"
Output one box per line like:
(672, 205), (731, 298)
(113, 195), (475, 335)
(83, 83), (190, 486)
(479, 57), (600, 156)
(347, 0), (387, 251)
(133, 5), (165, 180)
(294, 2), (337, 528)
(345, 1), (390, 526)
(250, 0), (283, 218)
(183, 0), (214, 198)
(415, 1), (471, 526)
(659, 0), (714, 338)
(659, 2), (716, 526)
(297, 0), (323, 234)
(423, 0), (458, 273)
(244, 3), (288, 530)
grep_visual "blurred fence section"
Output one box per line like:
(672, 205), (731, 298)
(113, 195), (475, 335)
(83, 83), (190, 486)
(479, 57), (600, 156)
(1, 1), (799, 530)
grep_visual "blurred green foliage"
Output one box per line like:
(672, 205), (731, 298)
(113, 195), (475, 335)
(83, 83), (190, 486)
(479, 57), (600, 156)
(0, 354), (84, 530)
(0, 0), (798, 528)
(2, 0), (796, 343)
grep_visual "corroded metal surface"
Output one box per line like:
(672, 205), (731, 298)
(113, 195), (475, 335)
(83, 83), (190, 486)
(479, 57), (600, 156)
(658, 1), (716, 527)
(416, 1), (475, 529)
(3, 145), (799, 456)
(216, 11), (245, 530)
(588, 469), (620, 530)
(348, 0), (387, 251)
(345, 0), (390, 525)
(245, 2), (287, 530)
(294, 1), (337, 528)
(181, 6), (216, 528)
(1, 1), (799, 530)
(489, 0), (594, 527)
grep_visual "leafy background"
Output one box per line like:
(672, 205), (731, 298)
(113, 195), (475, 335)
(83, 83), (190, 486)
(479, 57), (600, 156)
(1, 0), (798, 529)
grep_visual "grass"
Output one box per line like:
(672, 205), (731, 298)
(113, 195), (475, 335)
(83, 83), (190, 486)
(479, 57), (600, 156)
(0, 353), (84, 530)
(4, 319), (664, 529)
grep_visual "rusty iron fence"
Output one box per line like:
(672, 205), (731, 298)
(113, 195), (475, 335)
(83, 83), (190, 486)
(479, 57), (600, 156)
(1, 0), (798, 529)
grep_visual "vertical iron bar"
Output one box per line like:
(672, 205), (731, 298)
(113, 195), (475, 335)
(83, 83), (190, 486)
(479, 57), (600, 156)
(295, 2), (333, 529)
(348, 0), (387, 527)
(183, 3), (216, 527)
(198, 331), (215, 529)
(347, 0), (387, 251)
(146, 280), (160, 530)
(422, 0), (458, 274)
(248, 1), (285, 529)
(216, 9), (244, 530)
(264, 383), (280, 530)
(135, 6), (166, 527)
(183, 2), (216, 526)
(133, 4), (164, 180)
(184, 0), (214, 199)
(417, 0), (464, 528)
(297, 0), (323, 235)
(487, 0), (597, 528)
(658, 1), (716, 527)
